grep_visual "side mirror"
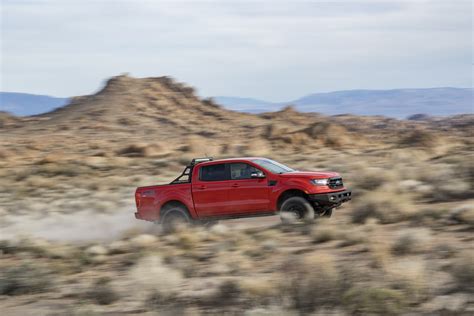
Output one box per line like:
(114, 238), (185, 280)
(250, 171), (266, 179)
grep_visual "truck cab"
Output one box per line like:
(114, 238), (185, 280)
(135, 157), (351, 230)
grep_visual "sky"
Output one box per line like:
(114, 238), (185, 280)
(0, 0), (472, 101)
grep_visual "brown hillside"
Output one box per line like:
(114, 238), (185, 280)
(33, 74), (263, 137)
(2, 74), (470, 162)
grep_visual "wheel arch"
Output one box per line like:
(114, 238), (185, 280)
(159, 200), (191, 219)
(276, 189), (310, 210)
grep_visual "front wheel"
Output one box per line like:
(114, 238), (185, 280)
(280, 197), (315, 224)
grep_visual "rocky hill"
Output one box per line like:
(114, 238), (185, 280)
(1, 74), (472, 166)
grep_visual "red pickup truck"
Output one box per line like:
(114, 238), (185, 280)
(135, 157), (351, 231)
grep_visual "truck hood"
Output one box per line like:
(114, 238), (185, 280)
(279, 171), (340, 179)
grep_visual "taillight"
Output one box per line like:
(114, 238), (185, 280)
(135, 191), (141, 207)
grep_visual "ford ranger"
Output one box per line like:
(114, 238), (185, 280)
(134, 157), (351, 231)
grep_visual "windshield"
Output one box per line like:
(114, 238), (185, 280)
(252, 159), (295, 174)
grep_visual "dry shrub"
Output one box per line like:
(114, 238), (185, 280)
(212, 280), (242, 306)
(369, 240), (393, 269)
(338, 229), (368, 247)
(145, 290), (178, 310)
(436, 181), (472, 201)
(450, 252), (474, 293)
(173, 229), (202, 250)
(84, 277), (119, 305)
(449, 204), (474, 226)
(311, 224), (340, 244)
(303, 122), (352, 147)
(353, 168), (397, 191)
(392, 228), (433, 255)
(415, 164), (472, 201)
(409, 207), (445, 225)
(240, 278), (278, 305)
(117, 143), (168, 157)
(181, 135), (221, 156)
(0, 240), (15, 254)
(351, 191), (415, 224)
(343, 287), (407, 315)
(399, 129), (438, 148)
(224, 139), (272, 157)
(432, 243), (456, 259)
(9, 237), (52, 257)
(127, 255), (183, 296)
(281, 253), (341, 312)
(263, 123), (289, 140)
(0, 263), (52, 295)
(34, 163), (82, 177)
(386, 258), (428, 302)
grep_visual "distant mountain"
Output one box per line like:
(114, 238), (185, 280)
(218, 88), (473, 118)
(213, 96), (274, 113)
(1, 87), (472, 118)
(0, 92), (68, 116)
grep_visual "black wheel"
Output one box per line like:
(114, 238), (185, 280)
(280, 197), (315, 224)
(161, 205), (192, 233)
(323, 208), (333, 218)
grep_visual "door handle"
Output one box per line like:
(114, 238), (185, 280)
(198, 185), (206, 190)
(231, 183), (239, 188)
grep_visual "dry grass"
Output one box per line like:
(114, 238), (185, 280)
(343, 286), (407, 315)
(449, 203), (474, 226)
(240, 277), (278, 305)
(386, 258), (428, 302)
(0, 263), (53, 296)
(280, 253), (342, 312)
(84, 277), (119, 305)
(351, 190), (415, 224)
(450, 252), (474, 293)
(367, 237), (393, 269)
(353, 168), (397, 191)
(391, 228), (433, 255)
(126, 255), (183, 296)
(311, 223), (340, 243)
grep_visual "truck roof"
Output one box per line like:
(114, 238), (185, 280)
(193, 157), (267, 166)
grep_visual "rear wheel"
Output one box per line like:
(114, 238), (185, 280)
(280, 197), (315, 224)
(161, 205), (192, 233)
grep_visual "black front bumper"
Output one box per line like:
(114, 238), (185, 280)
(308, 190), (352, 206)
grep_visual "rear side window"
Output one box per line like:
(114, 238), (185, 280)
(199, 163), (229, 181)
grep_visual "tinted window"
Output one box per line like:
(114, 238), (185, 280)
(251, 159), (295, 174)
(230, 163), (261, 180)
(199, 164), (229, 181)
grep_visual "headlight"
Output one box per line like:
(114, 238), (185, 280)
(311, 178), (329, 186)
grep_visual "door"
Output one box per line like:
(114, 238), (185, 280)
(227, 163), (270, 213)
(192, 163), (231, 217)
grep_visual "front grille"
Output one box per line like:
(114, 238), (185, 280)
(328, 177), (343, 189)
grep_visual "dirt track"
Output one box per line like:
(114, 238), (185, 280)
(0, 209), (282, 243)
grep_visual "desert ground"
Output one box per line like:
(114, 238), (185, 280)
(0, 75), (473, 315)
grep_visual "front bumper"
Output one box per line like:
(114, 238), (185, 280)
(308, 190), (352, 205)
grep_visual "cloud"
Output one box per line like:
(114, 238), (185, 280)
(1, 0), (472, 100)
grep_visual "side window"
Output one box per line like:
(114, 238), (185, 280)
(199, 163), (229, 181)
(230, 163), (261, 180)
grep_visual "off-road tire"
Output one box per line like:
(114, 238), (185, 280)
(323, 208), (333, 218)
(161, 205), (192, 233)
(280, 196), (315, 224)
